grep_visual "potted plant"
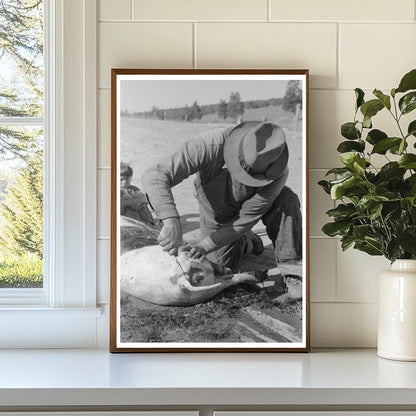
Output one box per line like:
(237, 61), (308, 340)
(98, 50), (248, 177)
(319, 68), (416, 361)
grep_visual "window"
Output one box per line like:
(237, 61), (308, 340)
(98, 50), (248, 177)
(0, 0), (101, 348)
(0, 0), (45, 293)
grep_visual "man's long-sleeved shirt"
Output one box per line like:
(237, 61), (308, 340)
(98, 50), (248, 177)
(142, 126), (288, 254)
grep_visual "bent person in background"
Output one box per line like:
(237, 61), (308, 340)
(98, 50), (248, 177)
(142, 121), (302, 271)
(120, 162), (155, 227)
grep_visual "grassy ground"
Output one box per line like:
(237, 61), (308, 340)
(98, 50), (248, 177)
(120, 108), (304, 343)
(0, 252), (43, 288)
(121, 284), (295, 343)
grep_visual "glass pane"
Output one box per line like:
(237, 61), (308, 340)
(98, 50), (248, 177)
(0, 0), (44, 117)
(0, 126), (43, 288)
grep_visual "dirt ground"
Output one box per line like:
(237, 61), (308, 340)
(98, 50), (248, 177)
(119, 113), (304, 344)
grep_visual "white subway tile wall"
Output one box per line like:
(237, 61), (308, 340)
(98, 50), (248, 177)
(132, 0), (268, 21)
(196, 23), (338, 89)
(310, 239), (336, 302)
(98, 22), (193, 88)
(270, 0), (414, 22)
(98, 90), (111, 168)
(336, 246), (389, 303)
(97, 169), (111, 239)
(340, 24), (416, 90)
(97, 0), (416, 347)
(99, 0), (131, 21)
(97, 240), (110, 305)
(311, 303), (378, 347)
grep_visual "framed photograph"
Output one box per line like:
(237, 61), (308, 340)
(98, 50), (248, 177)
(110, 69), (310, 352)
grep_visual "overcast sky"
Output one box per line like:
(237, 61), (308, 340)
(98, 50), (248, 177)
(121, 80), (293, 113)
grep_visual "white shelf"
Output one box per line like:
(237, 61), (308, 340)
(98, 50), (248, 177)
(0, 349), (415, 409)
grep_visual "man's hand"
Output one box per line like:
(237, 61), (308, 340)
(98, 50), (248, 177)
(157, 218), (182, 256)
(182, 243), (207, 260)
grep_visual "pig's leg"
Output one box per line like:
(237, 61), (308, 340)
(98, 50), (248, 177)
(226, 269), (268, 284)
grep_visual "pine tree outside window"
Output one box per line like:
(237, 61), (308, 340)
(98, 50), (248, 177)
(0, 0), (99, 347)
(0, 0), (45, 291)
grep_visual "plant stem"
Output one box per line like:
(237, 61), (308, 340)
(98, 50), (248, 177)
(390, 97), (406, 139)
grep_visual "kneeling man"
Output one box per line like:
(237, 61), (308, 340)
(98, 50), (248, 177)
(142, 121), (302, 271)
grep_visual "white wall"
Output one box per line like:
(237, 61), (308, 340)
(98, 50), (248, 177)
(96, 0), (416, 347)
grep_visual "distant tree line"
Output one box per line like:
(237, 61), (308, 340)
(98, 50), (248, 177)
(122, 81), (302, 122)
(122, 92), (285, 122)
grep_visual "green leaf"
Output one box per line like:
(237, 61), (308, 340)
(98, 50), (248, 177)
(369, 203), (383, 220)
(341, 122), (360, 140)
(391, 88), (396, 97)
(339, 152), (360, 167)
(373, 89), (391, 110)
(363, 116), (372, 129)
(406, 174), (416, 187)
(325, 167), (352, 176)
(378, 162), (406, 181)
(371, 137), (402, 154)
(353, 158), (366, 174)
(357, 195), (389, 211)
(330, 176), (354, 199)
(322, 221), (351, 237)
(360, 99), (384, 119)
(386, 240), (403, 263)
(337, 140), (365, 153)
(341, 235), (355, 251)
(355, 88), (365, 110)
(390, 139), (408, 155)
(396, 69), (416, 94)
(399, 92), (416, 115)
(326, 203), (357, 220)
(366, 129), (387, 145)
(399, 154), (416, 169)
(407, 120), (416, 137)
(398, 227), (416, 255)
(353, 224), (373, 239)
(354, 241), (383, 256)
(318, 180), (331, 194)
(330, 175), (366, 200)
(405, 174), (416, 196)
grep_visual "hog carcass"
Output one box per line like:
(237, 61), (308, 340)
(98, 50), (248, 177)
(120, 245), (264, 306)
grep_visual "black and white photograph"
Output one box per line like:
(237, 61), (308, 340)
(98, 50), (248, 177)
(110, 69), (309, 352)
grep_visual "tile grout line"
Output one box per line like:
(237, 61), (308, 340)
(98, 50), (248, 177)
(96, 87), (393, 92)
(98, 19), (415, 24)
(267, 0), (271, 22)
(311, 301), (378, 305)
(309, 236), (337, 239)
(98, 166), (336, 172)
(333, 230), (339, 303)
(193, 22), (197, 69)
(336, 22), (340, 90)
(130, 0), (133, 20)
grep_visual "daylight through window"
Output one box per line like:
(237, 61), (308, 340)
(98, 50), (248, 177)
(0, 0), (44, 289)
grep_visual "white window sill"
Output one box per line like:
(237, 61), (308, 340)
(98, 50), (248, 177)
(0, 349), (415, 410)
(0, 307), (105, 348)
(0, 307), (102, 317)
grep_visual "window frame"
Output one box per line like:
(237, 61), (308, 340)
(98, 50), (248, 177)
(0, 1), (48, 305)
(0, 0), (100, 348)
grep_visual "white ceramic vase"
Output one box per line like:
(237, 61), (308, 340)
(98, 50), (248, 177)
(378, 259), (416, 361)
